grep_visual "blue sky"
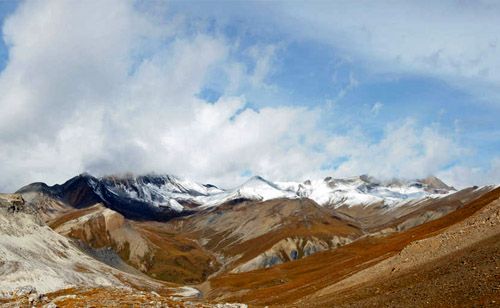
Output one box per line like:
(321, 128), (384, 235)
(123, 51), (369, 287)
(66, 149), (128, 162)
(170, 1), (500, 163)
(0, 0), (498, 190)
(0, 0), (17, 70)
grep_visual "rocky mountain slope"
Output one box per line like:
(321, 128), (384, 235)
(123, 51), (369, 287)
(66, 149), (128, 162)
(47, 204), (219, 284)
(164, 198), (363, 274)
(0, 194), (164, 296)
(17, 173), (455, 221)
(0, 194), (246, 307)
(205, 187), (500, 307)
(3, 173), (499, 306)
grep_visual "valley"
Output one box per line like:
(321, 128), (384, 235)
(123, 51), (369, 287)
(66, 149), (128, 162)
(1, 174), (499, 307)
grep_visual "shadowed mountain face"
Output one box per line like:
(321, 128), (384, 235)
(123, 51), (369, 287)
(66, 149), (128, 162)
(17, 174), (192, 221)
(6, 173), (499, 307)
(16, 173), (456, 221)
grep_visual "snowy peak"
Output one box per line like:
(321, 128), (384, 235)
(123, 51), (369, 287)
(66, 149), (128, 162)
(95, 173), (226, 214)
(417, 175), (455, 192)
(17, 173), (456, 219)
(101, 174), (223, 197)
(196, 175), (297, 208)
(237, 175), (291, 198)
(191, 174), (454, 209)
(234, 175), (295, 198)
(306, 175), (455, 207)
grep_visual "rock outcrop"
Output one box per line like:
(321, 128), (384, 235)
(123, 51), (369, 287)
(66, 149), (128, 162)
(232, 235), (353, 273)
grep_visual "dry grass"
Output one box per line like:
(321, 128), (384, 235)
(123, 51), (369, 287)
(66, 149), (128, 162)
(30, 186), (499, 307)
(48, 205), (100, 229)
(169, 198), (363, 272)
(133, 221), (220, 284)
(306, 233), (500, 307)
(206, 187), (500, 306)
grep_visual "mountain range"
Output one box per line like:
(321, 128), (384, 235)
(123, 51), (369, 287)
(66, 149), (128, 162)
(0, 173), (498, 307)
(17, 173), (455, 220)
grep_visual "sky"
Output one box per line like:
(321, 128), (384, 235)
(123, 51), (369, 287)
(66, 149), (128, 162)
(0, 0), (499, 191)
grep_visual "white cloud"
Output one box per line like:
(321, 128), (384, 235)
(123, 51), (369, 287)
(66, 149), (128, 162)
(0, 0), (163, 140)
(326, 120), (464, 181)
(320, 3), (496, 86)
(225, 1), (500, 103)
(0, 0), (327, 191)
(331, 71), (359, 104)
(438, 157), (500, 189)
(0, 0), (482, 192)
(247, 44), (278, 88)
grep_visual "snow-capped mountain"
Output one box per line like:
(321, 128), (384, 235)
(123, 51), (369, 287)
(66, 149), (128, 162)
(196, 174), (455, 209)
(196, 176), (298, 208)
(276, 175), (454, 208)
(17, 173), (455, 220)
(99, 174), (224, 212)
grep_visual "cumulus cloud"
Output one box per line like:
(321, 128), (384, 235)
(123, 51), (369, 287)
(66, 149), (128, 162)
(0, 0), (326, 190)
(326, 119), (464, 181)
(438, 157), (500, 189)
(0, 0), (160, 140)
(0, 0), (481, 191)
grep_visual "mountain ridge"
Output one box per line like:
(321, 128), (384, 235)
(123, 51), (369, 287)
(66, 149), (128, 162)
(17, 173), (457, 221)
(3, 176), (499, 307)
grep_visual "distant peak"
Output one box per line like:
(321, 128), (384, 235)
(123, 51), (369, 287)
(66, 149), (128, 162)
(78, 172), (94, 178)
(248, 175), (266, 181)
(15, 182), (50, 194)
(100, 173), (181, 182)
(418, 175), (454, 190)
(421, 175), (442, 182)
(323, 174), (380, 185)
(241, 175), (279, 189)
(243, 175), (270, 185)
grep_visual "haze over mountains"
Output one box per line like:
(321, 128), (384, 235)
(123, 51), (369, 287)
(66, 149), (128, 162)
(1, 172), (498, 306)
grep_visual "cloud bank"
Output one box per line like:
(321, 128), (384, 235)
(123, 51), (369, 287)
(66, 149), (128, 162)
(261, 1), (500, 103)
(0, 0), (496, 191)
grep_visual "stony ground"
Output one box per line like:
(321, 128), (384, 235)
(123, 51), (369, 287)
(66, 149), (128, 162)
(1, 190), (499, 307)
(305, 233), (500, 307)
(0, 287), (248, 308)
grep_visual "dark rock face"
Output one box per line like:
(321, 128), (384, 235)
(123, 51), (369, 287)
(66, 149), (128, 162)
(94, 183), (186, 221)
(57, 174), (103, 209)
(15, 173), (456, 222)
(16, 174), (186, 221)
(17, 174), (101, 209)
(6, 196), (25, 213)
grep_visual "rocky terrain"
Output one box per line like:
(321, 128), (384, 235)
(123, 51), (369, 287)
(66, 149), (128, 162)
(305, 194), (500, 307)
(0, 194), (247, 307)
(205, 186), (500, 307)
(17, 173), (456, 220)
(1, 174), (499, 306)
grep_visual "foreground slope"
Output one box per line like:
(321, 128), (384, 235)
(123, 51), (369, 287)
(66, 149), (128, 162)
(48, 204), (219, 284)
(0, 194), (163, 296)
(304, 195), (500, 307)
(205, 187), (500, 306)
(9, 173), (499, 307)
(0, 194), (247, 307)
